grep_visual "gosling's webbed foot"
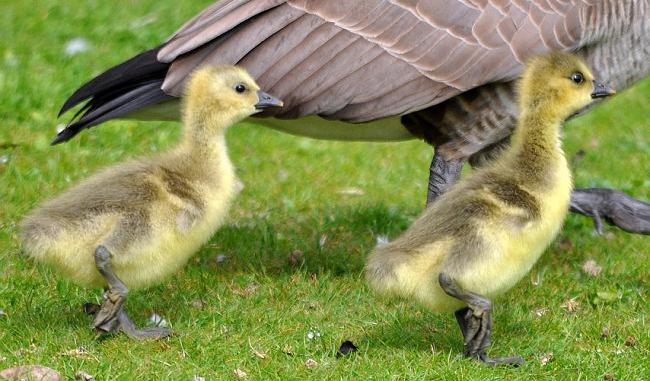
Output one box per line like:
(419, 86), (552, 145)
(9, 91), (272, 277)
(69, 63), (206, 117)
(570, 188), (650, 235)
(92, 245), (171, 340)
(117, 309), (171, 339)
(455, 308), (524, 366)
(439, 274), (523, 366)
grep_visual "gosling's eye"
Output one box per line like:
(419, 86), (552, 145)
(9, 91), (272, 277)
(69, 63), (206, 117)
(570, 73), (584, 84)
(234, 84), (246, 93)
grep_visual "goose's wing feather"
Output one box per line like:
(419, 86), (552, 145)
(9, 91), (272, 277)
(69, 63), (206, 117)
(158, 0), (589, 122)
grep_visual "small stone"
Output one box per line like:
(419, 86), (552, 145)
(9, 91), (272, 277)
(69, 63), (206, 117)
(601, 326), (610, 338)
(215, 254), (227, 264)
(307, 330), (321, 340)
(75, 371), (95, 381)
(191, 299), (205, 309)
(288, 250), (304, 267)
(304, 359), (318, 369)
(0, 366), (61, 381)
(64, 37), (90, 56)
(192, 376), (205, 381)
(149, 313), (168, 327)
(624, 336), (636, 347)
(233, 368), (248, 379)
(540, 352), (554, 366)
(336, 340), (358, 357)
(581, 259), (602, 277)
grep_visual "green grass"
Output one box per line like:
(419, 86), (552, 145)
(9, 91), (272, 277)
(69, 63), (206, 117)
(1, 1), (648, 379)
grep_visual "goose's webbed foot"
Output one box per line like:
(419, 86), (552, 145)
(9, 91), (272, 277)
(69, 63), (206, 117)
(92, 245), (171, 340)
(439, 273), (524, 366)
(426, 150), (463, 206)
(570, 188), (650, 235)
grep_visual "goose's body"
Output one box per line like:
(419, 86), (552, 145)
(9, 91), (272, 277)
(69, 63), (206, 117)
(55, 0), (650, 236)
(21, 65), (283, 338)
(366, 52), (615, 363)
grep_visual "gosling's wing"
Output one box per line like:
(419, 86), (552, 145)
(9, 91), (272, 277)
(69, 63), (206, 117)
(59, 0), (594, 141)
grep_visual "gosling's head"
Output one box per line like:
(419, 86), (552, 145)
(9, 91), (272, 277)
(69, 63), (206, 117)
(184, 65), (283, 131)
(518, 52), (615, 120)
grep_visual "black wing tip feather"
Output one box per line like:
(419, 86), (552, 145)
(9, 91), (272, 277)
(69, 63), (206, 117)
(55, 45), (172, 144)
(51, 127), (79, 145)
(59, 45), (167, 116)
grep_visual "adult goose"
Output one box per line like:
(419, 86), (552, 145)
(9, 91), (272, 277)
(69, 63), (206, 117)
(57, 0), (650, 235)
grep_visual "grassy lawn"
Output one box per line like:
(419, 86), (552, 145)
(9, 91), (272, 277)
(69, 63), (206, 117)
(1, 1), (648, 379)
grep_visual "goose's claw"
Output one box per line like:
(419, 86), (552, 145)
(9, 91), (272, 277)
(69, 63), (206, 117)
(570, 188), (650, 235)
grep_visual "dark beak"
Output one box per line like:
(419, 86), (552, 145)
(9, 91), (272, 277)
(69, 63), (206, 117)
(255, 90), (283, 110)
(591, 81), (616, 99)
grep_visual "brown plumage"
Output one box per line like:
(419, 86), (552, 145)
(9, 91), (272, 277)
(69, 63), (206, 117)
(21, 65), (283, 339)
(57, 0), (649, 162)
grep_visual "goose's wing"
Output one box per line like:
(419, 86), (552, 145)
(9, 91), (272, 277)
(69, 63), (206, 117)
(58, 0), (593, 142)
(159, 0), (589, 123)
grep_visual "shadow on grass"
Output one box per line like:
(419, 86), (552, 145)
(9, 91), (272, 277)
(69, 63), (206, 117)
(195, 202), (417, 276)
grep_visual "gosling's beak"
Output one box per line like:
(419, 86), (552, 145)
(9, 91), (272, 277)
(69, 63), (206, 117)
(591, 81), (616, 99)
(255, 90), (283, 111)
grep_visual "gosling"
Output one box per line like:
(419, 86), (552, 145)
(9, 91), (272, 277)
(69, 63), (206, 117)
(366, 52), (615, 365)
(20, 65), (283, 339)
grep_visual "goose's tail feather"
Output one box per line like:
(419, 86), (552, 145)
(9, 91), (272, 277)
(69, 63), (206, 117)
(54, 46), (172, 144)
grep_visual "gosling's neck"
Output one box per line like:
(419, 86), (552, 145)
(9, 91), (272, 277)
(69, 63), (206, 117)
(176, 104), (234, 170)
(503, 103), (568, 182)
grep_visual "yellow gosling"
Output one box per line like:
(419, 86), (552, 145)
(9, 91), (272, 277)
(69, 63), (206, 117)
(20, 65), (282, 339)
(366, 52), (615, 365)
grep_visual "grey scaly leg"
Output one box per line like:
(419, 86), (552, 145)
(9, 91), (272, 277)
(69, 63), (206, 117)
(438, 273), (524, 366)
(93, 245), (171, 339)
(427, 150), (463, 206)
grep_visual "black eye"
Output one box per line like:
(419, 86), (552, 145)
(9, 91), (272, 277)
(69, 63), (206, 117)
(235, 84), (246, 93)
(570, 73), (584, 84)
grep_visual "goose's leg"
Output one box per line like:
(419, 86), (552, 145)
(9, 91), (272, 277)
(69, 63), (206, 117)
(93, 245), (171, 339)
(427, 150), (463, 206)
(570, 188), (650, 235)
(438, 273), (524, 366)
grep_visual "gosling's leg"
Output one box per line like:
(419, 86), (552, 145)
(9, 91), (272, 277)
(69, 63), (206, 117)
(427, 150), (463, 206)
(570, 188), (650, 235)
(438, 273), (524, 366)
(93, 245), (171, 339)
